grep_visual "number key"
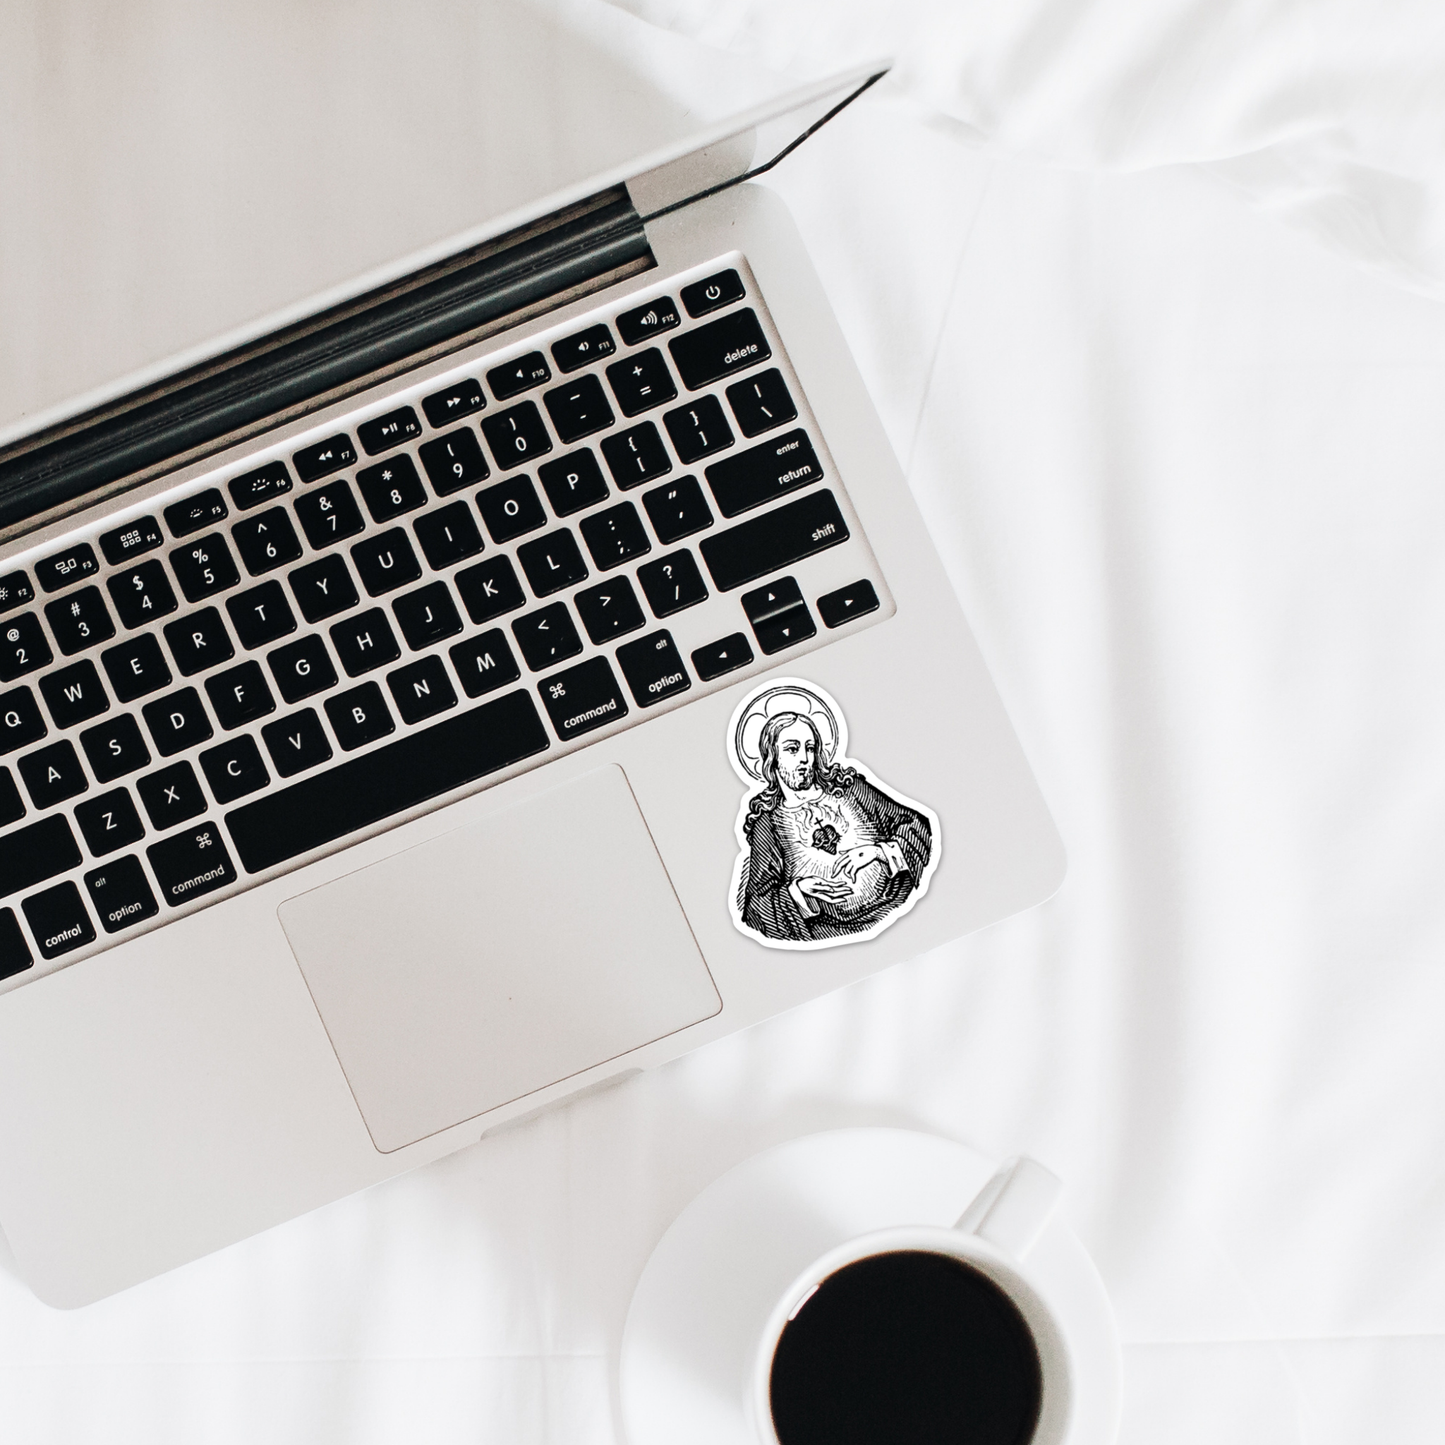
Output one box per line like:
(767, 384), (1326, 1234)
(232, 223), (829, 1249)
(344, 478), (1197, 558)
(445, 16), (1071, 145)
(0, 613), (52, 682)
(44, 586), (115, 655)
(107, 560), (178, 629)
(169, 534), (240, 602)
(419, 428), (490, 496)
(357, 455), (427, 523)
(294, 480), (364, 549)
(232, 508), (303, 576)
(481, 402), (552, 470)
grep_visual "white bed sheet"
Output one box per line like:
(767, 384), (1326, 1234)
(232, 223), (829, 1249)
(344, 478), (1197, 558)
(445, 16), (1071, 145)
(4, 4), (1445, 1442)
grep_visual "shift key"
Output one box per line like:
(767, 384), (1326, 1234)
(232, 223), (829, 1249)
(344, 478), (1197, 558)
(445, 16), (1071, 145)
(699, 489), (850, 592)
(147, 821), (238, 907)
(0, 815), (82, 900)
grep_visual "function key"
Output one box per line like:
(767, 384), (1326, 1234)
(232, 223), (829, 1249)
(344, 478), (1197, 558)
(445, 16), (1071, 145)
(422, 378), (486, 429)
(817, 579), (880, 629)
(35, 543), (100, 593)
(228, 461), (293, 511)
(681, 269), (745, 318)
(419, 428), (490, 496)
(292, 433), (357, 483)
(726, 368), (797, 438)
(165, 488), (228, 539)
(99, 517), (163, 567)
(616, 630), (690, 708)
(357, 406), (422, 456)
(488, 351), (552, 401)
(669, 309), (771, 391)
(552, 324), (616, 374)
(616, 297), (680, 347)
(691, 632), (753, 682)
(0, 571), (35, 615)
(537, 654), (627, 738)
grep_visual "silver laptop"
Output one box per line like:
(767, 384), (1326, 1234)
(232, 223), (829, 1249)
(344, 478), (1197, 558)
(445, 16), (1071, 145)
(0, 67), (1063, 1306)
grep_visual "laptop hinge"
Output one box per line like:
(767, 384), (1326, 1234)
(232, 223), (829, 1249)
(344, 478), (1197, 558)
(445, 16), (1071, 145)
(0, 186), (653, 537)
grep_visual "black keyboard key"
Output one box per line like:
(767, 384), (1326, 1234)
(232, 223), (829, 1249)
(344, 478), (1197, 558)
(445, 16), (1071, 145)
(330, 608), (400, 676)
(294, 480), (365, 549)
(357, 406), (422, 455)
(108, 560), (178, 629)
(726, 368), (797, 437)
(0, 768), (22, 827)
(669, 308), (771, 391)
(23, 882), (95, 959)
(0, 685), (45, 753)
(642, 475), (713, 544)
(165, 489), (228, 538)
(0, 572), (35, 615)
(226, 581), (297, 649)
(99, 516), (164, 566)
(75, 787), (145, 856)
(448, 630), (520, 698)
(637, 550), (708, 618)
(141, 687), (214, 756)
(481, 402), (552, 469)
(45, 586), (115, 655)
(617, 296), (680, 346)
(413, 502), (483, 570)
(691, 632), (753, 681)
(705, 429), (821, 518)
(262, 709), (333, 777)
(292, 433), (357, 483)
(147, 821), (238, 905)
(488, 351), (551, 400)
(573, 577), (645, 645)
(199, 735), (270, 804)
(357, 454), (427, 523)
(476, 474), (546, 543)
(538, 449), (609, 517)
(664, 396), (734, 465)
(164, 607), (235, 676)
(232, 507), (303, 576)
(170, 533), (240, 601)
(326, 683), (395, 750)
(422, 379), (485, 429)
(205, 661), (275, 730)
(455, 555), (525, 625)
(84, 854), (159, 933)
(0, 908), (30, 978)
(225, 689), (549, 873)
(419, 428), (490, 496)
(601, 423), (671, 489)
(543, 374), (615, 443)
(387, 656), (457, 725)
(552, 324), (615, 373)
(741, 576), (803, 622)
(288, 554), (358, 623)
(40, 660), (109, 728)
(817, 578), (880, 628)
(517, 529), (587, 598)
(228, 461), (293, 511)
(700, 489), (849, 592)
(605, 351), (676, 418)
(268, 634), (337, 703)
(0, 613), (51, 682)
(351, 529), (422, 596)
(101, 634), (171, 703)
(80, 714), (150, 783)
(19, 739), (87, 808)
(751, 602), (816, 655)
(616, 630), (690, 708)
(512, 603), (582, 671)
(392, 580), (463, 650)
(681, 268), (745, 318)
(538, 655), (627, 738)
(35, 543), (100, 593)
(0, 814), (81, 900)
(579, 502), (651, 570)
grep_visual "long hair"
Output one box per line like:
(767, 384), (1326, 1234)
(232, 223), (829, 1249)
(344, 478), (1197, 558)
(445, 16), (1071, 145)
(742, 712), (858, 842)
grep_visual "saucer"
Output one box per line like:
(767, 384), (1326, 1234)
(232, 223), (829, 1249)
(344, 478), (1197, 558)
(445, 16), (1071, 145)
(619, 1128), (1122, 1445)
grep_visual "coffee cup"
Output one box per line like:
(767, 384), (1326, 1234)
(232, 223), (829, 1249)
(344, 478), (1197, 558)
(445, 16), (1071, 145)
(747, 1157), (1074, 1445)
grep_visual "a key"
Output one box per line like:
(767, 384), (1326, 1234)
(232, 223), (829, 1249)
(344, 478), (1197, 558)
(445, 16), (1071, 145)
(543, 375), (615, 443)
(642, 476), (713, 544)
(699, 489), (849, 592)
(205, 661), (276, 730)
(536, 655), (627, 738)
(511, 603), (583, 671)
(268, 634), (338, 704)
(680, 268), (745, 318)
(164, 489), (228, 539)
(357, 455), (427, 523)
(330, 609), (401, 676)
(517, 529), (588, 598)
(616, 297), (680, 346)
(260, 710), (333, 777)
(481, 402), (552, 469)
(351, 529), (422, 596)
(292, 433), (356, 484)
(232, 507), (303, 575)
(552, 323), (616, 373)
(0, 615), (52, 683)
(198, 735), (270, 804)
(391, 581), (463, 650)
(664, 396), (734, 465)
(40, 660), (110, 728)
(101, 634), (171, 703)
(137, 762), (209, 831)
(705, 429), (821, 518)
(742, 577), (817, 656)
(141, 687), (214, 756)
(455, 555), (526, 625)
(386, 657), (457, 726)
(637, 551), (709, 618)
(421, 379), (485, 430)
(108, 560), (178, 629)
(163, 608), (235, 677)
(357, 406), (422, 455)
(817, 579), (880, 629)
(419, 428), (489, 496)
(19, 739), (88, 808)
(294, 480), (365, 549)
(169, 533), (240, 602)
(288, 555), (359, 624)
(691, 632), (754, 682)
(0, 572), (35, 616)
(226, 580), (297, 649)
(601, 422), (671, 489)
(572, 577), (646, 645)
(0, 769), (22, 827)
(0, 685), (46, 753)
(74, 787), (146, 855)
(79, 714), (151, 783)
(413, 502), (484, 570)
(616, 630), (691, 708)
(448, 630), (520, 698)
(487, 351), (551, 400)
(0, 815), (82, 900)
(147, 820), (238, 904)
(99, 516), (164, 566)
(606, 350), (677, 418)
(35, 543), (100, 592)
(326, 683), (396, 750)
(22, 881), (95, 959)
(475, 474), (547, 543)
(84, 854), (160, 934)
(0, 908), (29, 978)
(579, 502), (651, 571)
(45, 586), (115, 655)
(538, 449), (609, 517)
(228, 461), (293, 511)
(668, 308), (771, 391)
(725, 368), (797, 438)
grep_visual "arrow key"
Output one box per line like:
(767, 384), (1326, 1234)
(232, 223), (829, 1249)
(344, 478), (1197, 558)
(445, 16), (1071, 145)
(691, 632), (753, 681)
(816, 579), (880, 629)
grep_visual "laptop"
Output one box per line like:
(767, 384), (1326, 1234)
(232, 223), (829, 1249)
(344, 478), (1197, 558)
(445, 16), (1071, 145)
(0, 65), (1063, 1306)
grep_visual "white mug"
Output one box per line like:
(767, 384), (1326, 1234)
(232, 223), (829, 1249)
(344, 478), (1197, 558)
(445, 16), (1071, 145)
(746, 1157), (1075, 1445)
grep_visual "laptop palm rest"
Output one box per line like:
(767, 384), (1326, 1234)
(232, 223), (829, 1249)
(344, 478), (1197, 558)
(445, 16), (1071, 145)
(277, 764), (721, 1153)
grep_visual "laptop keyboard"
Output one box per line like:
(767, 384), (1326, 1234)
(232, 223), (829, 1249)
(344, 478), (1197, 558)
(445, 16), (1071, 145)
(0, 254), (889, 985)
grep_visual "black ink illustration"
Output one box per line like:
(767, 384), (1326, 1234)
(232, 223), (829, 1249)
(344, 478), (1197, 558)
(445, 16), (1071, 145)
(727, 681), (940, 950)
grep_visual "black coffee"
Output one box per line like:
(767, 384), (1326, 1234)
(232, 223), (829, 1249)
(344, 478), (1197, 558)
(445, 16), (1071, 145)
(769, 1250), (1043, 1445)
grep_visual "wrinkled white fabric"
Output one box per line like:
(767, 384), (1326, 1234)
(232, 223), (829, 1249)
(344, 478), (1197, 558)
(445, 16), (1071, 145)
(608, 0), (1445, 301)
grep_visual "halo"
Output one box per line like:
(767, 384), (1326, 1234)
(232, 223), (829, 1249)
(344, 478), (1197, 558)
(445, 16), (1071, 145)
(732, 683), (841, 781)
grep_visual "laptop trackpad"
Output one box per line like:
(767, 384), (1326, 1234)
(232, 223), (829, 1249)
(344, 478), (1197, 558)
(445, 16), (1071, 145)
(277, 765), (720, 1153)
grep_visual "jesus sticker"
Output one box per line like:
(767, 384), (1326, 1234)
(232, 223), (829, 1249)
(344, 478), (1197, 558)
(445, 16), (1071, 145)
(727, 680), (940, 950)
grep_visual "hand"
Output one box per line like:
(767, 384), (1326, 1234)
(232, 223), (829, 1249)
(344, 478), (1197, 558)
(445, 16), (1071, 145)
(831, 844), (885, 882)
(796, 875), (853, 904)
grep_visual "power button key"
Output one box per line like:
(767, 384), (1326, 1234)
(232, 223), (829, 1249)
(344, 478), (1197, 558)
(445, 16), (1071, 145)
(681, 269), (745, 318)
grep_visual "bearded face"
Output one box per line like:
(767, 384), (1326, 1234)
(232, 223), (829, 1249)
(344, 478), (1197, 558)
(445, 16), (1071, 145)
(774, 719), (818, 792)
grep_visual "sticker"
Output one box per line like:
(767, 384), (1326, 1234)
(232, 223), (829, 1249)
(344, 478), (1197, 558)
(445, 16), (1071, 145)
(726, 679), (941, 951)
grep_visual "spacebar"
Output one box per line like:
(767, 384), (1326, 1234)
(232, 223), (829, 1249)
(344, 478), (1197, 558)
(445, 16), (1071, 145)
(225, 688), (550, 874)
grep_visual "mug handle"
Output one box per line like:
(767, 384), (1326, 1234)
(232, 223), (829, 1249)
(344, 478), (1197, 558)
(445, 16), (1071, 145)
(953, 1156), (1063, 1260)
